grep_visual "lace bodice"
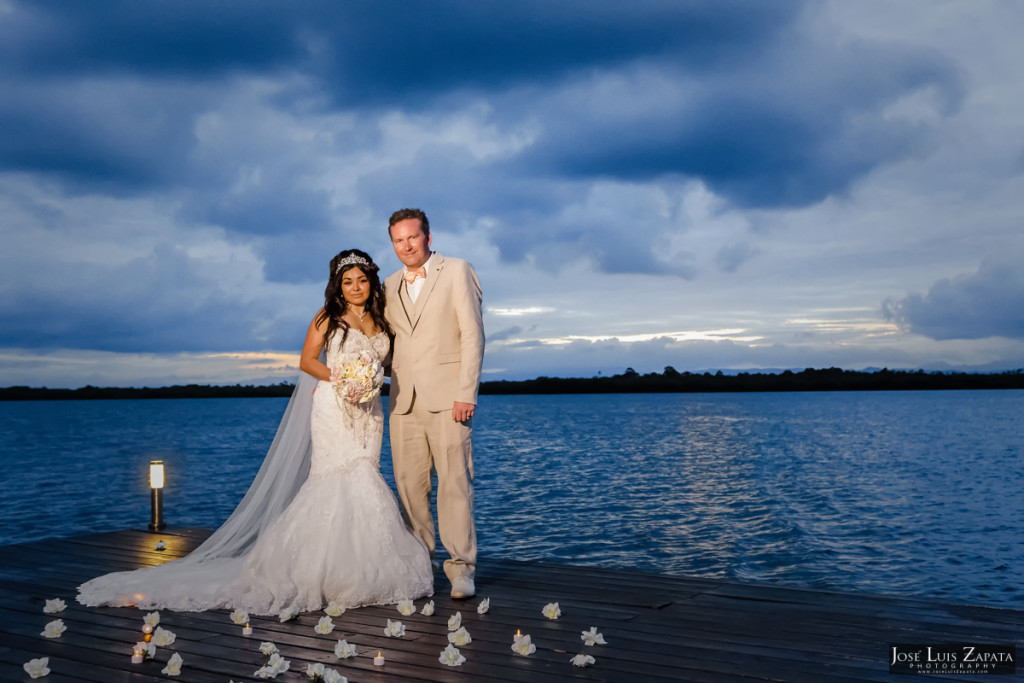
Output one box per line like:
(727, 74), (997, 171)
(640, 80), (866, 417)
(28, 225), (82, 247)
(326, 327), (390, 366)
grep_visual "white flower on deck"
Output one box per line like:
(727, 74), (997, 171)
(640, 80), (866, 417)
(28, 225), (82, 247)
(23, 657), (50, 679)
(279, 606), (298, 622)
(152, 626), (177, 646)
(306, 662), (325, 679)
(448, 626), (472, 646)
(511, 633), (536, 656)
(230, 609), (249, 625)
(439, 643), (466, 667)
(334, 640), (357, 658)
(254, 653), (290, 678)
(43, 598), (66, 614)
(383, 619), (405, 638)
(258, 642), (279, 656)
(581, 626), (607, 646)
(571, 653), (596, 667)
(314, 616), (335, 635)
(155, 540), (167, 550)
(420, 599), (435, 616)
(542, 602), (561, 620)
(324, 601), (345, 617)
(322, 669), (347, 683)
(447, 611), (462, 631)
(41, 619), (66, 638)
(143, 611), (160, 627)
(135, 641), (156, 659)
(396, 599), (415, 616)
(161, 652), (184, 676)
(476, 597), (490, 614)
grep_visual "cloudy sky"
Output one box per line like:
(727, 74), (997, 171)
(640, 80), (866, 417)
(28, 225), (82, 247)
(2, 0), (1023, 388)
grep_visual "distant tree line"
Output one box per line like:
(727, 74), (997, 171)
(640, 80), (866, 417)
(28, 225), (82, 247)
(478, 366), (1024, 394)
(2, 367), (1022, 401)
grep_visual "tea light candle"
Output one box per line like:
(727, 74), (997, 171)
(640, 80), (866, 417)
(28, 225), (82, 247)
(374, 651), (385, 666)
(142, 624), (153, 635)
(131, 646), (144, 664)
(144, 632), (152, 643)
(242, 622), (253, 637)
(514, 628), (523, 642)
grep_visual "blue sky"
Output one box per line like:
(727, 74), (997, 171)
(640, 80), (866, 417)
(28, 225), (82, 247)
(2, 1), (1023, 387)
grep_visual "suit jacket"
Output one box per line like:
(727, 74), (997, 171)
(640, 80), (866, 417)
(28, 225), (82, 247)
(384, 253), (484, 414)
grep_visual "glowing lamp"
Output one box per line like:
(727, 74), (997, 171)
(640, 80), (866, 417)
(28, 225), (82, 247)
(148, 460), (166, 531)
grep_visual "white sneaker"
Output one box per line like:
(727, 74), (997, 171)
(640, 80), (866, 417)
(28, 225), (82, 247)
(450, 576), (476, 599)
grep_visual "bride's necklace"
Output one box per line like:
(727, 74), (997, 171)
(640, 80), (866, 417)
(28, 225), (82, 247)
(349, 307), (367, 323)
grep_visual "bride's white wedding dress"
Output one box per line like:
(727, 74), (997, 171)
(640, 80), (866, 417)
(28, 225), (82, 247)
(77, 329), (433, 614)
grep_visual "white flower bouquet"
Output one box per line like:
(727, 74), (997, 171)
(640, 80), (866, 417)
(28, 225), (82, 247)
(331, 352), (383, 404)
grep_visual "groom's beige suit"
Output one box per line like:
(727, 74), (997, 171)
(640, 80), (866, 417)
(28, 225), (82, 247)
(384, 253), (484, 582)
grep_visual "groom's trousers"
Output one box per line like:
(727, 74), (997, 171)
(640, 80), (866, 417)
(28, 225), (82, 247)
(390, 393), (476, 582)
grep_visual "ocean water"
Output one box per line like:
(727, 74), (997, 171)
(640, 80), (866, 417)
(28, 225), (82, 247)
(1, 390), (1021, 608)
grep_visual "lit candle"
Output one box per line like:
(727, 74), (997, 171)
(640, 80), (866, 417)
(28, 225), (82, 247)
(242, 622), (253, 637)
(142, 624), (154, 635)
(144, 632), (152, 643)
(514, 628), (523, 643)
(374, 651), (385, 666)
(131, 646), (144, 664)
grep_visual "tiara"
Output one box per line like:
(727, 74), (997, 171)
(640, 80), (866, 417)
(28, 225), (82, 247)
(335, 254), (370, 274)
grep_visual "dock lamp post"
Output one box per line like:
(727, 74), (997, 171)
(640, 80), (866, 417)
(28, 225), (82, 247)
(148, 460), (165, 531)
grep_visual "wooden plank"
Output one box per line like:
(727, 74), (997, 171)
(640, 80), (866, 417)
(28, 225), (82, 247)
(1, 528), (1020, 682)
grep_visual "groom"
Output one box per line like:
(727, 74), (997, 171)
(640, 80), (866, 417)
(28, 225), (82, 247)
(383, 208), (485, 599)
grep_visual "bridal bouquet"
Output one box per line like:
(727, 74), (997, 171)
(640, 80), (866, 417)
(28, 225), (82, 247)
(331, 352), (384, 404)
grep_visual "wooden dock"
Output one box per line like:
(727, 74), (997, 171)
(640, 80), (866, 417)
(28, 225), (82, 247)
(1, 528), (1020, 681)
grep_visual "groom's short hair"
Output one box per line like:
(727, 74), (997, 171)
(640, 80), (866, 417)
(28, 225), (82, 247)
(389, 208), (430, 237)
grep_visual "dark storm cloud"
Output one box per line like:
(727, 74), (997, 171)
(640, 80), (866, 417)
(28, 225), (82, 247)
(0, 0), (963, 221)
(883, 259), (1024, 341)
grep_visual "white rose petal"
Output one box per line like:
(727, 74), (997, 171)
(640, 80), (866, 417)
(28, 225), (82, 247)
(542, 602), (561, 620)
(396, 599), (415, 616)
(476, 597), (490, 614)
(571, 653), (596, 667)
(323, 669), (348, 683)
(447, 626), (472, 646)
(439, 643), (467, 667)
(314, 616), (335, 635)
(511, 634), (536, 656)
(305, 662), (325, 679)
(143, 611), (161, 627)
(383, 619), (405, 638)
(267, 653), (290, 674)
(135, 641), (156, 659)
(43, 598), (66, 614)
(334, 640), (357, 658)
(230, 609), (249, 625)
(23, 657), (50, 679)
(152, 626), (176, 646)
(41, 619), (66, 638)
(447, 611), (462, 631)
(324, 601), (345, 617)
(279, 607), (297, 622)
(580, 626), (607, 646)
(155, 541), (167, 550)
(259, 641), (279, 656)
(161, 652), (184, 676)
(253, 667), (275, 679)
(420, 600), (435, 616)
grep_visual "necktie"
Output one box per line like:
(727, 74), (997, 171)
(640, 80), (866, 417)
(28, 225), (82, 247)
(403, 267), (426, 284)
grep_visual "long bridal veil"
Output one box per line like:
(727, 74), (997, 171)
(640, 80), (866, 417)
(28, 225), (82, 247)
(77, 370), (318, 608)
(186, 371), (316, 562)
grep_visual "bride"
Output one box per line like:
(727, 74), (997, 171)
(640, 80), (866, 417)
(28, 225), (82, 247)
(77, 249), (433, 614)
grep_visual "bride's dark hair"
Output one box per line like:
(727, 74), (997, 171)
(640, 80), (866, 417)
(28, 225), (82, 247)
(316, 248), (392, 349)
